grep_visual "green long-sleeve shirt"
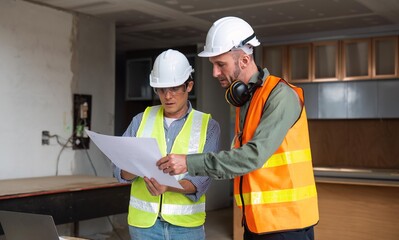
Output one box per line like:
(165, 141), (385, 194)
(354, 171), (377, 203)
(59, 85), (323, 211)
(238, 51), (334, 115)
(187, 69), (302, 179)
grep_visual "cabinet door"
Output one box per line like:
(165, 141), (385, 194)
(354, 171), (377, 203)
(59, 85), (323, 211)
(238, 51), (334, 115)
(288, 44), (311, 83)
(372, 36), (398, 78)
(263, 45), (287, 80)
(342, 39), (371, 80)
(126, 58), (153, 100)
(313, 41), (339, 82)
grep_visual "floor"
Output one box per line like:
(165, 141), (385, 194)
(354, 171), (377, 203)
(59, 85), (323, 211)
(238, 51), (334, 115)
(84, 207), (233, 240)
(204, 207), (233, 240)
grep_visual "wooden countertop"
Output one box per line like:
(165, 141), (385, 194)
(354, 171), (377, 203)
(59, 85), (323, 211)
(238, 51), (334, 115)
(316, 176), (399, 187)
(0, 175), (129, 200)
(314, 167), (399, 187)
(60, 237), (90, 240)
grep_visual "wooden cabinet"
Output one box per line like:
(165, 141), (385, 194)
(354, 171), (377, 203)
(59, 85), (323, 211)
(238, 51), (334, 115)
(312, 41), (339, 82)
(288, 43), (311, 83)
(262, 45), (287, 80)
(342, 37), (398, 80)
(342, 38), (372, 80)
(372, 36), (398, 78)
(262, 35), (398, 83)
(263, 42), (339, 83)
(233, 178), (399, 240)
(314, 179), (399, 240)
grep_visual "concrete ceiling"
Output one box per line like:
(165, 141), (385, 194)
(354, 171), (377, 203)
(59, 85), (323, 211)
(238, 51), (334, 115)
(27, 0), (399, 52)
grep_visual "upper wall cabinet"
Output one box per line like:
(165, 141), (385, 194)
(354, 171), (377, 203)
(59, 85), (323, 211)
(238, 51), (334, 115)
(263, 45), (288, 80)
(372, 36), (398, 79)
(342, 38), (372, 80)
(264, 42), (339, 83)
(288, 44), (311, 83)
(263, 35), (399, 83)
(313, 41), (339, 82)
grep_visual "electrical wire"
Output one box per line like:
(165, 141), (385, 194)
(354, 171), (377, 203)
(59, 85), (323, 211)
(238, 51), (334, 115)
(49, 133), (73, 147)
(76, 118), (98, 176)
(81, 136), (98, 177)
(55, 134), (74, 176)
(54, 117), (99, 176)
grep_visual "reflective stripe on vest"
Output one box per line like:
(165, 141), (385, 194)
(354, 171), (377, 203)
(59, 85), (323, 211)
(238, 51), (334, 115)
(233, 75), (319, 234)
(187, 110), (204, 154)
(234, 184), (317, 206)
(263, 148), (311, 168)
(130, 195), (158, 213)
(137, 106), (206, 155)
(128, 105), (210, 228)
(138, 105), (159, 138)
(130, 195), (206, 215)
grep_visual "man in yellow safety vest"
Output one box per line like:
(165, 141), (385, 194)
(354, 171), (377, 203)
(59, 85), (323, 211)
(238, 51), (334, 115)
(114, 49), (220, 240)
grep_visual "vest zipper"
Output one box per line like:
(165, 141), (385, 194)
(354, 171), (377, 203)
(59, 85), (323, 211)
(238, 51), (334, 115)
(159, 194), (163, 217)
(236, 94), (255, 229)
(239, 176), (246, 227)
(238, 133), (246, 227)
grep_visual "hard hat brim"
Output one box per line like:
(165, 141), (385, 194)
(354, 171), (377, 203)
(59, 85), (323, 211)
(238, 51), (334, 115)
(150, 81), (186, 88)
(198, 50), (224, 58)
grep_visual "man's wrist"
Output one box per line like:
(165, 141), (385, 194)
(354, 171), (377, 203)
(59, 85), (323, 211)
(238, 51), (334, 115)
(186, 154), (205, 176)
(121, 170), (135, 181)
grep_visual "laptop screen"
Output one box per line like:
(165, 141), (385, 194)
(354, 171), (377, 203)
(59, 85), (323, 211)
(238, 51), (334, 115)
(0, 210), (60, 240)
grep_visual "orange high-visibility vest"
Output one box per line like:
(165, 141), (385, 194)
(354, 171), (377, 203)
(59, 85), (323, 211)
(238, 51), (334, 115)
(233, 75), (319, 234)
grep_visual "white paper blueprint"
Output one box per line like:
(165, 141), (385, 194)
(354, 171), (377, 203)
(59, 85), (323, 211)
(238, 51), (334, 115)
(85, 130), (182, 189)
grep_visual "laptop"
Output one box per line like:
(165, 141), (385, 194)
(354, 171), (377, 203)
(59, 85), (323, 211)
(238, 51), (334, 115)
(0, 210), (70, 240)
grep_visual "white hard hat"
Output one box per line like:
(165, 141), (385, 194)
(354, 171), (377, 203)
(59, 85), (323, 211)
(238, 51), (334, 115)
(150, 49), (194, 88)
(198, 16), (260, 57)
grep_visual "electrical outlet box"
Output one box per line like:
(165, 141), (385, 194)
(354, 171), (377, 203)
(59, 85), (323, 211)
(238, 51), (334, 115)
(42, 130), (50, 145)
(73, 94), (92, 150)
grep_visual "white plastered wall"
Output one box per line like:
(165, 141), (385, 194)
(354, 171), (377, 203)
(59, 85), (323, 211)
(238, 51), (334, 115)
(0, 0), (115, 180)
(0, 0), (117, 237)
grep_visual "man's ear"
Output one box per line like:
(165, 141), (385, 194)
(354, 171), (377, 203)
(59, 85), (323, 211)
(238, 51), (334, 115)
(186, 81), (194, 92)
(240, 54), (250, 69)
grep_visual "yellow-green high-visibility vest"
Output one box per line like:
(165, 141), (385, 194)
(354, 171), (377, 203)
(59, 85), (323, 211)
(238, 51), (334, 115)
(128, 105), (211, 228)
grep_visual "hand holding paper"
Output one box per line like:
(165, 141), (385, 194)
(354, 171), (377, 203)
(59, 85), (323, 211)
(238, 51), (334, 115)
(85, 130), (183, 189)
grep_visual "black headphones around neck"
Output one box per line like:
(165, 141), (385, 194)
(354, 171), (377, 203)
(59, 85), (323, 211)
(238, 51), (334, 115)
(225, 66), (264, 107)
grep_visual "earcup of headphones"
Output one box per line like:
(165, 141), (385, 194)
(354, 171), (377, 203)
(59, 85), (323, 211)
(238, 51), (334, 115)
(225, 80), (250, 107)
(225, 88), (239, 107)
(225, 66), (264, 107)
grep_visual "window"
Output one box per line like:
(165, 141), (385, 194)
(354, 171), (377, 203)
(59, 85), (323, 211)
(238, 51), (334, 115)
(125, 58), (152, 100)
